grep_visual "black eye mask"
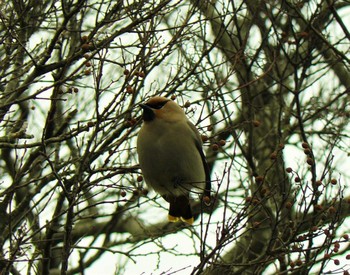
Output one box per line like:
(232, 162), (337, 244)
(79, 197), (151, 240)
(146, 100), (169, 109)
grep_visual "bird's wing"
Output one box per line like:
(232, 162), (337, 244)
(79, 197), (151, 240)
(187, 121), (211, 198)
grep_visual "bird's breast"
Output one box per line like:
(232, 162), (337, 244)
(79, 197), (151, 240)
(137, 124), (205, 196)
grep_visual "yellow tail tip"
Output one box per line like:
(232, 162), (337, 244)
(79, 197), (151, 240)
(180, 217), (194, 225)
(168, 215), (180, 223)
(168, 215), (193, 225)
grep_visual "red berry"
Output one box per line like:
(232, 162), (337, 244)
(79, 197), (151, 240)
(211, 144), (219, 151)
(302, 142), (309, 148)
(184, 101), (191, 108)
(203, 196), (211, 205)
(286, 167), (293, 173)
(218, 139), (226, 146)
(306, 157), (313, 165)
(315, 180), (322, 186)
(285, 201), (293, 209)
(201, 135), (209, 142)
(252, 120), (261, 127)
(270, 151), (278, 160)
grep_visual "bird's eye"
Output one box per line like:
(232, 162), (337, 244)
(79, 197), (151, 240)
(146, 100), (169, 109)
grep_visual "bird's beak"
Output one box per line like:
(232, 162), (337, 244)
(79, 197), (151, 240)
(139, 103), (155, 121)
(139, 103), (150, 110)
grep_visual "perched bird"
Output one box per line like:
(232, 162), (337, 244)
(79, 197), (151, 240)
(137, 96), (211, 225)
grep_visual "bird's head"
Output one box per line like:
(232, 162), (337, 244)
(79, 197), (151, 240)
(140, 96), (186, 123)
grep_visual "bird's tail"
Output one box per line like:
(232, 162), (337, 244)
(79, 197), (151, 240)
(168, 195), (194, 225)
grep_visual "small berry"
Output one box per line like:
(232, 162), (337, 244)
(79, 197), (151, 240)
(170, 95), (176, 100)
(211, 144), (219, 151)
(278, 143), (285, 150)
(324, 253), (331, 260)
(298, 31), (309, 38)
(83, 53), (90, 59)
(201, 135), (209, 142)
(302, 142), (309, 148)
(137, 175), (143, 182)
(81, 43), (91, 52)
(255, 176), (264, 183)
(297, 235), (306, 241)
(184, 101), (191, 108)
(245, 196), (252, 203)
(126, 85), (133, 94)
(294, 177), (301, 182)
(343, 234), (349, 240)
(304, 148), (311, 155)
(252, 120), (261, 127)
(315, 180), (322, 186)
(84, 69), (91, 75)
(306, 157), (313, 165)
(81, 35), (89, 43)
(218, 139), (226, 146)
(252, 199), (260, 205)
(127, 118), (137, 126)
(138, 71), (145, 78)
(85, 61), (92, 67)
(346, 254), (350, 260)
(123, 69), (130, 75)
(330, 178), (337, 185)
(141, 189), (149, 196)
(311, 226), (318, 232)
(286, 167), (293, 173)
(203, 196), (211, 205)
(328, 206), (336, 214)
(260, 188), (267, 195)
(132, 189), (140, 196)
(334, 259), (340, 265)
(270, 151), (278, 160)
(120, 190), (126, 197)
(285, 201), (293, 209)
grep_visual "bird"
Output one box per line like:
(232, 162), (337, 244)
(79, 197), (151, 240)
(137, 96), (211, 225)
